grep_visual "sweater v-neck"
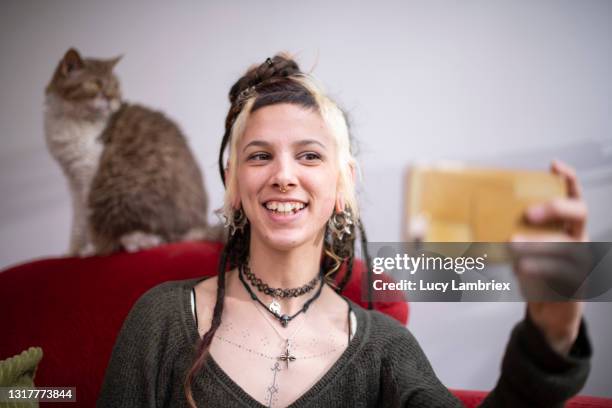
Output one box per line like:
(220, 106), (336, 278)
(179, 278), (370, 408)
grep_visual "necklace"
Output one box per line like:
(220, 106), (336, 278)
(238, 264), (323, 328)
(214, 333), (340, 362)
(249, 293), (308, 370)
(214, 317), (301, 408)
(242, 264), (319, 315)
(242, 264), (320, 298)
(215, 297), (338, 370)
(214, 321), (339, 408)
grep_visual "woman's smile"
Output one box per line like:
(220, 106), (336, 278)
(262, 199), (309, 223)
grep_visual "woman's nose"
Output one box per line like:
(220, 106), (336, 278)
(270, 156), (298, 190)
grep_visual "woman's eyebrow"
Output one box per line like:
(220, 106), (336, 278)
(293, 139), (326, 150)
(242, 140), (270, 152)
(242, 139), (326, 152)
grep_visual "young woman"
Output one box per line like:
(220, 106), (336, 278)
(98, 54), (591, 407)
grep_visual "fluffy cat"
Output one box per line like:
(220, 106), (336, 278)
(45, 48), (211, 256)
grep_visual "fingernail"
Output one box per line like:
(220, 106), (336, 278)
(527, 206), (546, 221)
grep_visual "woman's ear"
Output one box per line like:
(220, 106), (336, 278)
(335, 195), (346, 213)
(227, 192), (240, 211)
(339, 162), (356, 186)
(229, 188), (241, 210)
(335, 162), (356, 213)
(225, 166), (241, 209)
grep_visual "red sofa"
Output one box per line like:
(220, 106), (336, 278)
(1, 241), (609, 407)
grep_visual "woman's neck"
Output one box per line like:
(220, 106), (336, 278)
(248, 240), (322, 288)
(241, 235), (325, 315)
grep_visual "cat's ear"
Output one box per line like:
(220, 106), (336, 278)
(61, 48), (84, 76)
(107, 54), (123, 70)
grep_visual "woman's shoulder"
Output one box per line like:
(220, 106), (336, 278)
(99, 279), (201, 406)
(352, 303), (422, 352)
(352, 302), (408, 332)
(125, 278), (200, 329)
(352, 305), (441, 382)
(136, 278), (198, 306)
(193, 274), (218, 299)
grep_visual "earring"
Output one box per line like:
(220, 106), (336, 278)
(328, 208), (354, 241)
(224, 207), (248, 236)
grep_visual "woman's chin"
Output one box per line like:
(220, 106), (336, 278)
(254, 228), (321, 252)
(262, 235), (307, 251)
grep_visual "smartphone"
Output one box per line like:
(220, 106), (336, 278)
(404, 163), (566, 243)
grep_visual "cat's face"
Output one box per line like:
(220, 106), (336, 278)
(46, 48), (122, 117)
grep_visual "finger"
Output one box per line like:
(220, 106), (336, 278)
(551, 159), (583, 200)
(510, 237), (575, 266)
(510, 239), (577, 265)
(525, 198), (587, 225)
(511, 233), (573, 243)
(515, 257), (589, 299)
(516, 257), (574, 278)
(509, 239), (593, 266)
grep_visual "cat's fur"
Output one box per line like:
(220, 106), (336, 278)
(45, 48), (211, 256)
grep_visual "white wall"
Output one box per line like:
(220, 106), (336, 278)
(1, 0), (611, 397)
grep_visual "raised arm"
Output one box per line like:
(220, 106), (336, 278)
(381, 311), (590, 408)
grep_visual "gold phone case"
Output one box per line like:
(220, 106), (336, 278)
(404, 164), (567, 243)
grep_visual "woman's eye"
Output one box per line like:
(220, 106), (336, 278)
(248, 152), (270, 161)
(300, 152), (322, 162)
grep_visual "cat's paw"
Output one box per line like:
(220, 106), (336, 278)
(120, 231), (164, 253)
(78, 243), (96, 257)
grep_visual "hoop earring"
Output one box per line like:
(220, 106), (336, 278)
(224, 207), (248, 236)
(327, 208), (354, 241)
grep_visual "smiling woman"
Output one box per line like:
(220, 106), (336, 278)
(97, 54), (592, 408)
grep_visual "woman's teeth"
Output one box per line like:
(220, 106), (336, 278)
(264, 201), (306, 214)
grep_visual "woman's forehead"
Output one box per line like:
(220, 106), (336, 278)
(240, 103), (333, 148)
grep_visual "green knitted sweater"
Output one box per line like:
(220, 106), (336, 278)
(98, 279), (591, 407)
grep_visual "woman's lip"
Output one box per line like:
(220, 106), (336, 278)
(262, 206), (307, 223)
(261, 198), (308, 205)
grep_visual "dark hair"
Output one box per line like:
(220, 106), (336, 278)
(184, 54), (373, 407)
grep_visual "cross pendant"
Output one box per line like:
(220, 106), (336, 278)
(278, 348), (296, 369)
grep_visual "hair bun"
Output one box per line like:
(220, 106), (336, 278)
(229, 53), (301, 104)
